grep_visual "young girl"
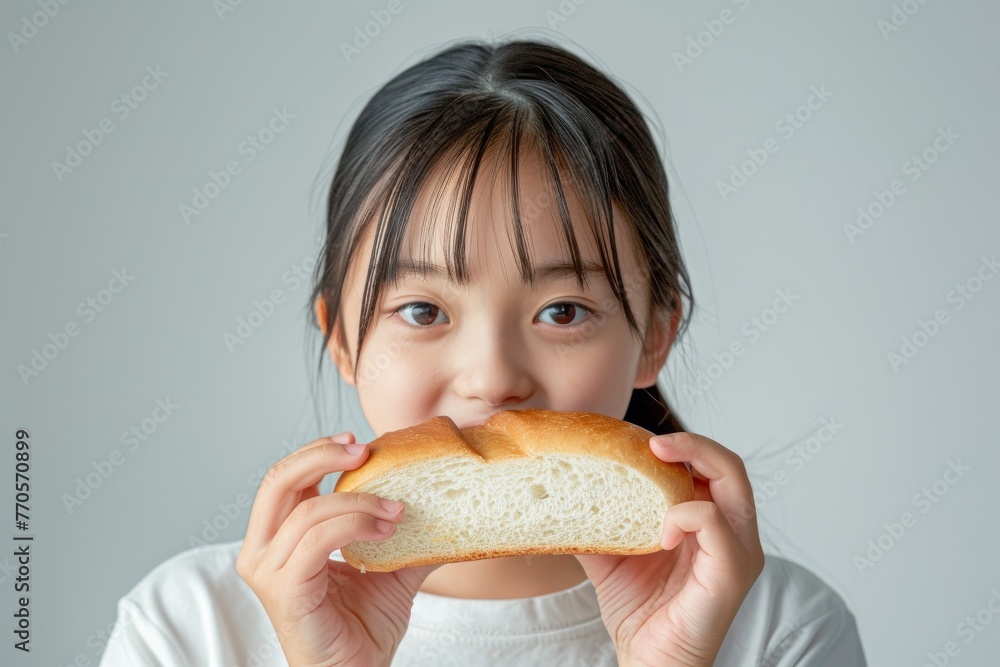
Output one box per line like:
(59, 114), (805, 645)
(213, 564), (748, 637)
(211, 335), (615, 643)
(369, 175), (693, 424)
(100, 38), (866, 666)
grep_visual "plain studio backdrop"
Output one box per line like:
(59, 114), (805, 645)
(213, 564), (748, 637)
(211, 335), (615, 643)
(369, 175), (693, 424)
(2, 1), (998, 665)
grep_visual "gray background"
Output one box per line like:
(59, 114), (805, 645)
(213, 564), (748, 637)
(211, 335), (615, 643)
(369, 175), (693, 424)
(2, 0), (997, 665)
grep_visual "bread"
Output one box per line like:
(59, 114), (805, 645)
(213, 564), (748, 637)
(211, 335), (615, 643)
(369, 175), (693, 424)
(333, 409), (693, 572)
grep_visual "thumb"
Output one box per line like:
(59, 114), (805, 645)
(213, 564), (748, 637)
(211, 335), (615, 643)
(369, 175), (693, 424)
(328, 431), (356, 445)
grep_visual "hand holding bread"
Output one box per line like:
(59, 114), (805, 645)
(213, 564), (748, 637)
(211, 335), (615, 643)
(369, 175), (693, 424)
(236, 432), (441, 667)
(235, 410), (760, 667)
(574, 430), (766, 667)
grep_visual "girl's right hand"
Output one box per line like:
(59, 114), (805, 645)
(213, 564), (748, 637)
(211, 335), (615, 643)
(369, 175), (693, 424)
(236, 432), (440, 667)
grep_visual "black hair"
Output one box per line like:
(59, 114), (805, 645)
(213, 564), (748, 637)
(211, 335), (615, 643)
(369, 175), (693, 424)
(308, 37), (694, 436)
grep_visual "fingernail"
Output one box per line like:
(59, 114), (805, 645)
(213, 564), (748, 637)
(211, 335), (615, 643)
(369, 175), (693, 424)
(653, 434), (674, 447)
(374, 518), (394, 533)
(380, 498), (404, 512)
(345, 442), (365, 455)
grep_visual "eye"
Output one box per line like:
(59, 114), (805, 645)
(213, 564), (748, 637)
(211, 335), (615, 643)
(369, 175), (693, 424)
(537, 302), (591, 326)
(395, 302), (449, 327)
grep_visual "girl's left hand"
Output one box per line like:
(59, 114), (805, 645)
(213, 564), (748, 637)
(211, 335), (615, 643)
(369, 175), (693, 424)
(574, 432), (765, 667)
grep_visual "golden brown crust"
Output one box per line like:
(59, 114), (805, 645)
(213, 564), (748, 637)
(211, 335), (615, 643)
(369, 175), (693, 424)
(341, 543), (667, 573)
(333, 409), (694, 570)
(335, 415), (475, 494)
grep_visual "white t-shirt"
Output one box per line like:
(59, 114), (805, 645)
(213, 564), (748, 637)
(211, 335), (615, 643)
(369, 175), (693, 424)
(99, 541), (866, 666)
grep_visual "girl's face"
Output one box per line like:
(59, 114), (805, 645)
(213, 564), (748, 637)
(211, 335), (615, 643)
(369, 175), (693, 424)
(321, 149), (676, 437)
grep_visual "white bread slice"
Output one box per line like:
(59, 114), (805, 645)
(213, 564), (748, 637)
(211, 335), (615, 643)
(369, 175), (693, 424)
(333, 409), (693, 572)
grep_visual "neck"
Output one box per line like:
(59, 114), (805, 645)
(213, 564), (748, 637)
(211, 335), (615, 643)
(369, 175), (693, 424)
(417, 553), (589, 599)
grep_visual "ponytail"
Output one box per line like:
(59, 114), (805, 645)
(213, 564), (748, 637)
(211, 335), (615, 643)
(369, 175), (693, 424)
(623, 383), (685, 435)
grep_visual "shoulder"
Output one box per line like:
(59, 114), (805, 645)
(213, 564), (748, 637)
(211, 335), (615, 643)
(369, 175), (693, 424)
(746, 555), (852, 621)
(101, 541), (276, 665)
(128, 540), (244, 591)
(718, 555), (867, 666)
(120, 540), (262, 622)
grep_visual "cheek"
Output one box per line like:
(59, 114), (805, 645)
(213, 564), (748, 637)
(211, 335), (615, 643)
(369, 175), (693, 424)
(544, 331), (642, 415)
(355, 338), (441, 434)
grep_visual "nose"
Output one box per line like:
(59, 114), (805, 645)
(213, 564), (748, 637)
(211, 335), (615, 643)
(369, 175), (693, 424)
(451, 322), (535, 407)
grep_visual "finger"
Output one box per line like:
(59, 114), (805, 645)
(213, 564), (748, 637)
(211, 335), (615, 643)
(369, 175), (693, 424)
(282, 509), (401, 582)
(258, 491), (405, 573)
(650, 432), (760, 548)
(659, 500), (748, 571)
(659, 501), (763, 604)
(294, 433), (357, 505)
(242, 434), (362, 558)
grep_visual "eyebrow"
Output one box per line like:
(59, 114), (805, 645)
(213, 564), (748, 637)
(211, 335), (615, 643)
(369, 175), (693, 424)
(392, 258), (610, 286)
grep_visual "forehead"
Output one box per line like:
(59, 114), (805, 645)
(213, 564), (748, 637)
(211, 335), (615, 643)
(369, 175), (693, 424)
(395, 144), (639, 287)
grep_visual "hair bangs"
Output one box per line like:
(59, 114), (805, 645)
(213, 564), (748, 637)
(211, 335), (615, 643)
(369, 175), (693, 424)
(528, 95), (643, 338)
(355, 98), (645, 366)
